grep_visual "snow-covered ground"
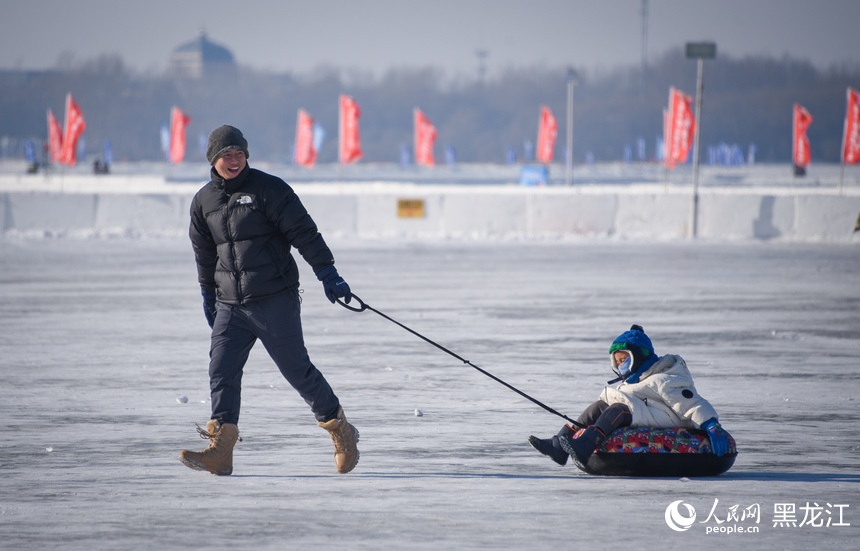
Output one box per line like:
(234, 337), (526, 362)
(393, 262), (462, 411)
(1, 234), (857, 550)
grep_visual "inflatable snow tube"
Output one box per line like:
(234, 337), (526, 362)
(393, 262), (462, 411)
(573, 426), (737, 477)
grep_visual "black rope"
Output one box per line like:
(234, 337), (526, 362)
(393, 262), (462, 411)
(337, 294), (584, 428)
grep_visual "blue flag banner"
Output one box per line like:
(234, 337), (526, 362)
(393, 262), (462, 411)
(104, 140), (113, 165)
(400, 144), (412, 168)
(24, 140), (36, 163)
(312, 123), (326, 153)
(160, 123), (169, 161)
(708, 142), (747, 166)
(637, 137), (646, 161)
(522, 140), (534, 162)
(506, 146), (517, 165)
(444, 144), (456, 166)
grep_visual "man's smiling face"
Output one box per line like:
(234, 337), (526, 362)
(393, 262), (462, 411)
(213, 148), (247, 179)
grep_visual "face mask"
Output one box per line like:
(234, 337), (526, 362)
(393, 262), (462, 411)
(617, 356), (633, 377)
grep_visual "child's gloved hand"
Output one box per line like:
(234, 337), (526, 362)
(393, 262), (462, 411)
(701, 418), (729, 456)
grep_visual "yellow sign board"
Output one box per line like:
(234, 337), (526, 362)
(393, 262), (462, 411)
(397, 199), (425, 219)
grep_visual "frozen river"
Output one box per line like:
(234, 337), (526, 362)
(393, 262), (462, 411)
(1, 236), (857, 549)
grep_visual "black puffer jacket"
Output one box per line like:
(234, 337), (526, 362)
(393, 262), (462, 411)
(189, 164), (334, 305)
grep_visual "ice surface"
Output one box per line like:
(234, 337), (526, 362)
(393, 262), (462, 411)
(1, 235), (857, 549)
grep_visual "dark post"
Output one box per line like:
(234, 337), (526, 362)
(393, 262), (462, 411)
(685, 42), (716, 239)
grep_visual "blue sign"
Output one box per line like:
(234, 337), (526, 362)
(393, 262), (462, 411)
(519, 165), (548, 186)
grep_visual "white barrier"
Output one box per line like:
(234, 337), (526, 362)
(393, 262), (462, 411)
(1, 179), (859, 242)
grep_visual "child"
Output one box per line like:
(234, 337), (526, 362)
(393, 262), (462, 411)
(529, 325), (729, 466)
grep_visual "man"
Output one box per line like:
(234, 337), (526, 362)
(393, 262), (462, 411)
(179, 125), (358, 475)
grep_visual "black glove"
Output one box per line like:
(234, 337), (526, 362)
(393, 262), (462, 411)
(701, 418), (729, 457)
(315, 265), (351, 304)
(201, 287), (217, 328)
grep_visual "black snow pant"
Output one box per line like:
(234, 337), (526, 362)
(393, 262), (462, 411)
(559, 400), (632, 439)
(576, 400), (632, 435)
(208, 289), (340, 426)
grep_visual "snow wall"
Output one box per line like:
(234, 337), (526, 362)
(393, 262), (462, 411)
(1, 176), (859, 242)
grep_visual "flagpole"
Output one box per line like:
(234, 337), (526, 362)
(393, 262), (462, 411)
(662, 106), (669, 192)
(792, 104), (797, 189)
(565, 68), (577, 186)
(62, 93), (71, 167)
(689, 58), (704, 239)
(338, 97), (343, 179)
(684, 42), (715, 240)
(840, 89), (847, 194)
(412, 107), (419, 168)
(60, 93), (70, 191)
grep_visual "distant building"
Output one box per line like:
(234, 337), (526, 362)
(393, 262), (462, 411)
(168, 32), (237, 79)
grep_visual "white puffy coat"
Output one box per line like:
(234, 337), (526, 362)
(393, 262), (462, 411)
(599, 354), (719, 428)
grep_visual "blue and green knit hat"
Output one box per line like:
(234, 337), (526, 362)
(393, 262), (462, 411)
(609, 324), (657, 377)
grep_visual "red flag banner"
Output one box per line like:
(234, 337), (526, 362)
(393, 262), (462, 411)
(414, 108), (437, 167)
(294, 108), (317, 168)
(535, 105), (558, 163)
(665, 87), (695, 170)
(339, 95), (363, 164)
(60, 93), (86, 166)
(792, 103), (813, 168)
(47, 110), (64, 164)
(169, 106), (191, 164)
(842, 87), (860, 164)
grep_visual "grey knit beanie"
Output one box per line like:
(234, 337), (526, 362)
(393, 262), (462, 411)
(206, 125), (249, 165)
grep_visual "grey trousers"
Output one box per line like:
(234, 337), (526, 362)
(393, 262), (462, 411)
(208, 290), (340, 425)
(575, 399), (632, 436)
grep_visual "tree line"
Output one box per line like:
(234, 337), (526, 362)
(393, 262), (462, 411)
(1, 50), (857, 164)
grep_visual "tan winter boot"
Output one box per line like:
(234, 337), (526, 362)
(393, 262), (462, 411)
(318, 406), (360, 473)
(178, 419), (240, 476)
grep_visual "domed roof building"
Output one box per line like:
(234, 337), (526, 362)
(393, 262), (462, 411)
(168, 32), (237, 79)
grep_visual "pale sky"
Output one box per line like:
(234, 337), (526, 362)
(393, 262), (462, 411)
(2, 0), (858, 78)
